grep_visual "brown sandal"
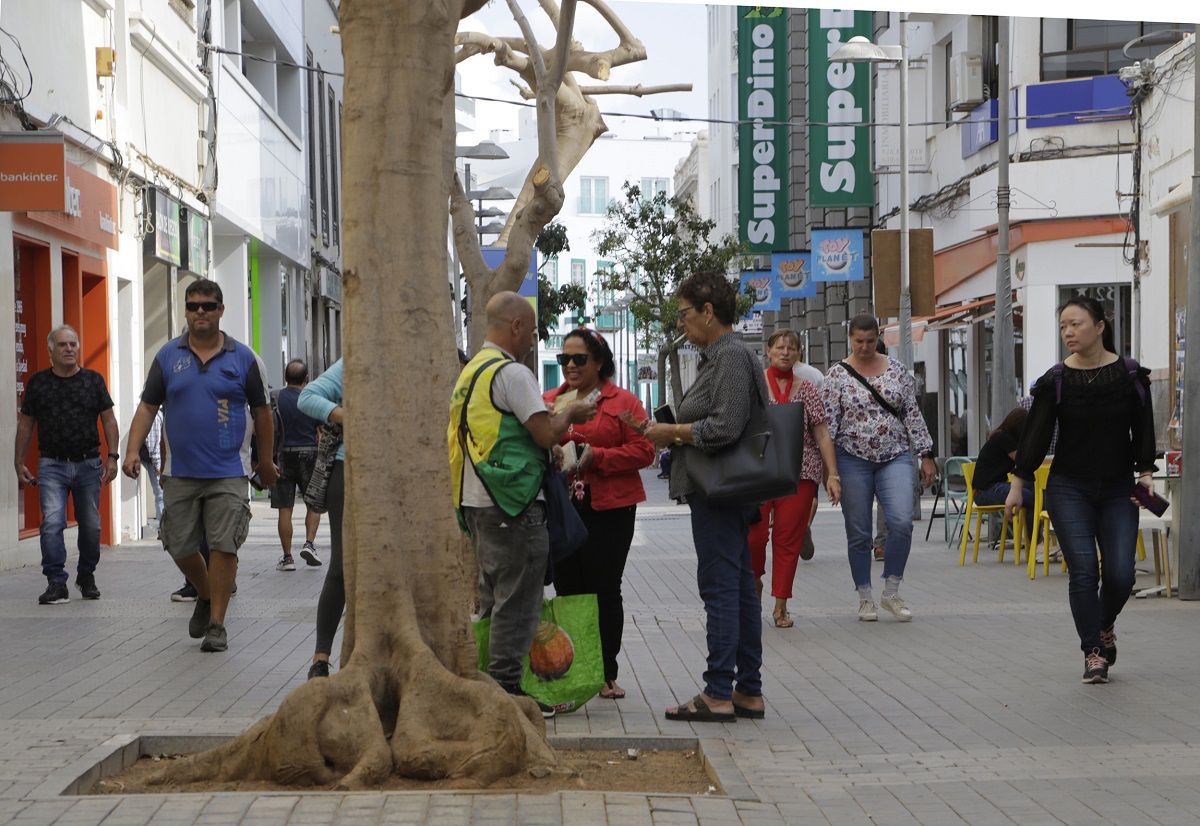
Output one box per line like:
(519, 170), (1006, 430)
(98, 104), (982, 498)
(773, 606), (794, 628)
(599, 679), (626, 699)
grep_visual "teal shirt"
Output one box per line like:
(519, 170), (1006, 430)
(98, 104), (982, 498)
(297, 359), (344, 461)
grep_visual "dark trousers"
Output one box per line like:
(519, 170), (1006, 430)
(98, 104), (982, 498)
(552, 491), (636, 681)
(315, 461), (345, 657)
(688, 493), (762, 700)
(1045, 474), (1139, 655)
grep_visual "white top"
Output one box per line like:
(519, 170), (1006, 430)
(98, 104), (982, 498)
(461, 342), (549, 508)
(793, 362), (824, 388)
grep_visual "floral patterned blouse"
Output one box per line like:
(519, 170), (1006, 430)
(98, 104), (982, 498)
(764, 371), (827, 485)
(823, 357), (934, 463)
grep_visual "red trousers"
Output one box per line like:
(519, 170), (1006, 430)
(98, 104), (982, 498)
(748, 480), (818, 599)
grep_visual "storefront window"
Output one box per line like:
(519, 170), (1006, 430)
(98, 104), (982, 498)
(1056, 284), (1131, 357)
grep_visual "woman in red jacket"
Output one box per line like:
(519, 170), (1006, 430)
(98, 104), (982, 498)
(544, 328), (655, 699)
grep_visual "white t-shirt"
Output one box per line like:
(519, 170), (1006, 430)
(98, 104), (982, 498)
(460, 343), (549, 508)
(793, 361), (824, 389)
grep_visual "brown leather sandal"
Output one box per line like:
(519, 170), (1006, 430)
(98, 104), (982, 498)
(773, 606), (794, 628)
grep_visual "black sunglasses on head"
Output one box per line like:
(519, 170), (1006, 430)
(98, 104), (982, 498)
(556, 353), (589, 367)
(186, 301), (220, 312)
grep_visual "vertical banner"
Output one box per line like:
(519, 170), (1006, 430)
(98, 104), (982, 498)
(808, 10), (874, 207)
(737, 6), (789, 253)
(812, 228), (865, 281)
(740, 270), (781, 314)
(772, 251), (816, 298)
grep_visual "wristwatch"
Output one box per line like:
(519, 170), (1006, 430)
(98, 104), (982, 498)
(920, 451), (934, 459)
(108, 452), (119, 460)
(673, 427), (683, 446)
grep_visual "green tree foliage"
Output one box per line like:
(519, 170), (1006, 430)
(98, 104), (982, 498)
(535, 221), (587, 341)
(592, 182), (748, 402)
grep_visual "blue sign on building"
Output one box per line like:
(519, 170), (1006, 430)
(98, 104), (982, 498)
(812, 229), (865, 282)
(740, 270), (781, 314)
(1026, 75), (1130, 129)
(772, 251), (816, 298)
(961, 90), (1019, 158)
(482, 247), (538, 298)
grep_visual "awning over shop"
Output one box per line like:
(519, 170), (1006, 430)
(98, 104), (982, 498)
(882, 296), (997, 346)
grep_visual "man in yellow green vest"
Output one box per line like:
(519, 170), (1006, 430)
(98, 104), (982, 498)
(449, 292), (595, 717)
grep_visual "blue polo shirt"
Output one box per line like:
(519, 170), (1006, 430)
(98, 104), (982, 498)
(142, 333), (269, 478)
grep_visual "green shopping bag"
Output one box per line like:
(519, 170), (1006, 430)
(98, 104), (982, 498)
(473, 593), (603, 715)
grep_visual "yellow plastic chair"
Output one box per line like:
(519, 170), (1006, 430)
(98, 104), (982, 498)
(1027, 464), (1067, 579)
(958, 463), (1022, 565)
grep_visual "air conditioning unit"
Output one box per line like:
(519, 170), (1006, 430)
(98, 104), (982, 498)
(949, 52), (984, 111)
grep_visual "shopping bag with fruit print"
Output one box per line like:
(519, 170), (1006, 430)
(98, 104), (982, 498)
(473, 594), (603, 715)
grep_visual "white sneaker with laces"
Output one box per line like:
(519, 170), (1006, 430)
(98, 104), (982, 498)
(880, 593), (913, 622)
(300, 542), (323, 567)
(277, 555), (296, 572)
(858, 599), (878, 622)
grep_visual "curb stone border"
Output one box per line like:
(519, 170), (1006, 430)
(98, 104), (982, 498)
(41, 733), (758, 802)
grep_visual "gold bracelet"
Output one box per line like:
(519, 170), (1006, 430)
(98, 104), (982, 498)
(673, 426), (683, 446)
(828, 475), (840, 481)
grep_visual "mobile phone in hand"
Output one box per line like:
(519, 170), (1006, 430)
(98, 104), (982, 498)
(653, 404), (676, 425)
(1132, 482), (1169, 516)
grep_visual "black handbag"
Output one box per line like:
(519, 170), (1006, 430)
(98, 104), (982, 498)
(543, 466), (588, 561)
(685, 379), (806, 505)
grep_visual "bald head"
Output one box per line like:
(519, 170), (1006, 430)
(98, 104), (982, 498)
(484, 291), (537, 359)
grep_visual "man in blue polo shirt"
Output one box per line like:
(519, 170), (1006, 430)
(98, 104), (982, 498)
(123, 279), (277, 652)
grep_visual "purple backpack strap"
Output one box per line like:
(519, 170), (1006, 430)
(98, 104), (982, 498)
(1053, 358), (1146, 405)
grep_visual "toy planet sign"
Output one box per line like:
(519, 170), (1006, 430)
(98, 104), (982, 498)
(812, 228), (864, 282)
(772, 251), (815, 298)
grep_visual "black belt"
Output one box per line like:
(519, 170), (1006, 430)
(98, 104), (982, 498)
(44, 450), (100, 462)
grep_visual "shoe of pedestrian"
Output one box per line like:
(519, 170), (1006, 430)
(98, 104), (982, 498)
(200, 622), (228, 652)
(277, 554), (296, 572)
(76, 573), (101, 600)
(506, 686), (556, 719)
(231, 580), (238, 596)
(38, 582), (70, 605)
(307, 660), (331, 680)
(880, 593), (913, 622)
(300, 541), (323, 567)
(857, 599), (878, 622)
(872, 546), (885, 561)
(171, 582), (198, 602)
(189, 598), (212, 639)
(1082, 648), (1109, 684)
(1099, 625), (1117, 666)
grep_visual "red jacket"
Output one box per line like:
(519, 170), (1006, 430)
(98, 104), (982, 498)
(543, 380), (655, 511)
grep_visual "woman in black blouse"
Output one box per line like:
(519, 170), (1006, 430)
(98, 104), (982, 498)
(639, 271), (768, 723)
(1006, 296), (1157, 685)
(973, 407), (1032, 537)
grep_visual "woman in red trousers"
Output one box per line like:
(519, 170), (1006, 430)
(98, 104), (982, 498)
(749, 330), (840, 627)
(544, 328), (655, 699)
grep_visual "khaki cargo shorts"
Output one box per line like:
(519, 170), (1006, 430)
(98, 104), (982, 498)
(160, 476), (252, 560)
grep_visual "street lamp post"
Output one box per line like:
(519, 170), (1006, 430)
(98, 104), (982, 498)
(832, 20), (914, 371)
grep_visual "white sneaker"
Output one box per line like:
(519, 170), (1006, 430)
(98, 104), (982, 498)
(880, 593), (913, 622)
(858, 599), (878, 622)
(276, 555), (296, 572)
(300, 541), (323, 567)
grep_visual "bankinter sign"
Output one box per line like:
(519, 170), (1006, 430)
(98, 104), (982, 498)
(0, 132), (66, 212)
(737, 7), (788, 254)
(807, 10), (874, 208)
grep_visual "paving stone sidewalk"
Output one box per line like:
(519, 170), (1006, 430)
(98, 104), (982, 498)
(1, 471), (1198, 824)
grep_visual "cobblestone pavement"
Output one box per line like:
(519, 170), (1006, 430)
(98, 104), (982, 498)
(1, 471), (1198, 824)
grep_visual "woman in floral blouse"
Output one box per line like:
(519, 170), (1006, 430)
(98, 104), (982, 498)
(824, 315), (935, 622)
(749, 329), (839, 628)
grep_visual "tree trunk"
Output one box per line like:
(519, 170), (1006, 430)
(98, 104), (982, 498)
(144, 0), (554, 789)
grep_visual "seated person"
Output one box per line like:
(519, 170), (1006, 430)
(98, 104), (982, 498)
(973, 407), (1034, 537)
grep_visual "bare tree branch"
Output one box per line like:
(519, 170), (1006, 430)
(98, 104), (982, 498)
(547, 0), (578, 90)
(509, 78), (535, 99)
(505, 0), (548, 82)
(576, 83), (693, 96)
(450, 172), (489, 286)
(537, 0), (561, 26)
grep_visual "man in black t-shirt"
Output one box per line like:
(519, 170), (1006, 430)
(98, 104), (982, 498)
(268, 359), (324, 571)
(14, 325), (120, 605)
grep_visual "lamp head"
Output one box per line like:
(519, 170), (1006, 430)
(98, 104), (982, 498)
(831, 35), (893, 64)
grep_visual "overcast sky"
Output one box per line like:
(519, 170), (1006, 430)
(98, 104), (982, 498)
(457, 0), (709, 141)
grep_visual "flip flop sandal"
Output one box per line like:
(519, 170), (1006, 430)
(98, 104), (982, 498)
(773, 608), (794, 628)
(599, 680), (626, 699)
(733, 704), (766, 719)
(664, 693), (736, 723)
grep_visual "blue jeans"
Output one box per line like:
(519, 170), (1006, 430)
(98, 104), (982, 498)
(975, 479), (1034, 538)
(38, 457), (103, 584)
(836, 447), (915, 590)
(1045, 474), (1138, 655)
(688, 494), (761, 700)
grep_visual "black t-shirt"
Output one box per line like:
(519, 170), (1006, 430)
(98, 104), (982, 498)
(276, 386), (319, 448)
(974, 431), (1018, 491)
(20, 368), (114, 458)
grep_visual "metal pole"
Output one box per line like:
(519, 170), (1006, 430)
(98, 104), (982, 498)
(1178, 28), (1200, 600)
(991, 15), (1017, 426)
(897, 13), (914, 372)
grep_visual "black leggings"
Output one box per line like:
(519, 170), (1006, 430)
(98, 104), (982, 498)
(314, 461), (344, 657)
(552, 491), (636, 681)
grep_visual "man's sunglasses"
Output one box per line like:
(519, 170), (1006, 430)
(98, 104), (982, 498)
(556, 353), (590, 367)
(185, 301), (220, 312)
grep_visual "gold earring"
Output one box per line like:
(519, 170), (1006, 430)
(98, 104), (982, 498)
(706, 318), (711, 327)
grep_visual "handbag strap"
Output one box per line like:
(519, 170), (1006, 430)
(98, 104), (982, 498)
(839, 360), (904, 422)
(458, 356), (507, 444)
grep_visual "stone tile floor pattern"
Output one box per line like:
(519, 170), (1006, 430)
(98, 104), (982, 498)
(1, 470), (1198, 823)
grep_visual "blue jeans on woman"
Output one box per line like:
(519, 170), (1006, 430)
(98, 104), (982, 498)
(975, 479), (1034, 538)
(688, 493), (762, 701)
(38, 456), (103, 585)
(836, 447), (915, 590)
(1044, 474), (1139, 655)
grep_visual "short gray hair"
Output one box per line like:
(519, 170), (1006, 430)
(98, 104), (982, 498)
(47, 324), (79, 349)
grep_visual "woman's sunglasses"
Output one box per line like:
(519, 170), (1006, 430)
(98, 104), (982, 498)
(556, 353), (589, 367)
